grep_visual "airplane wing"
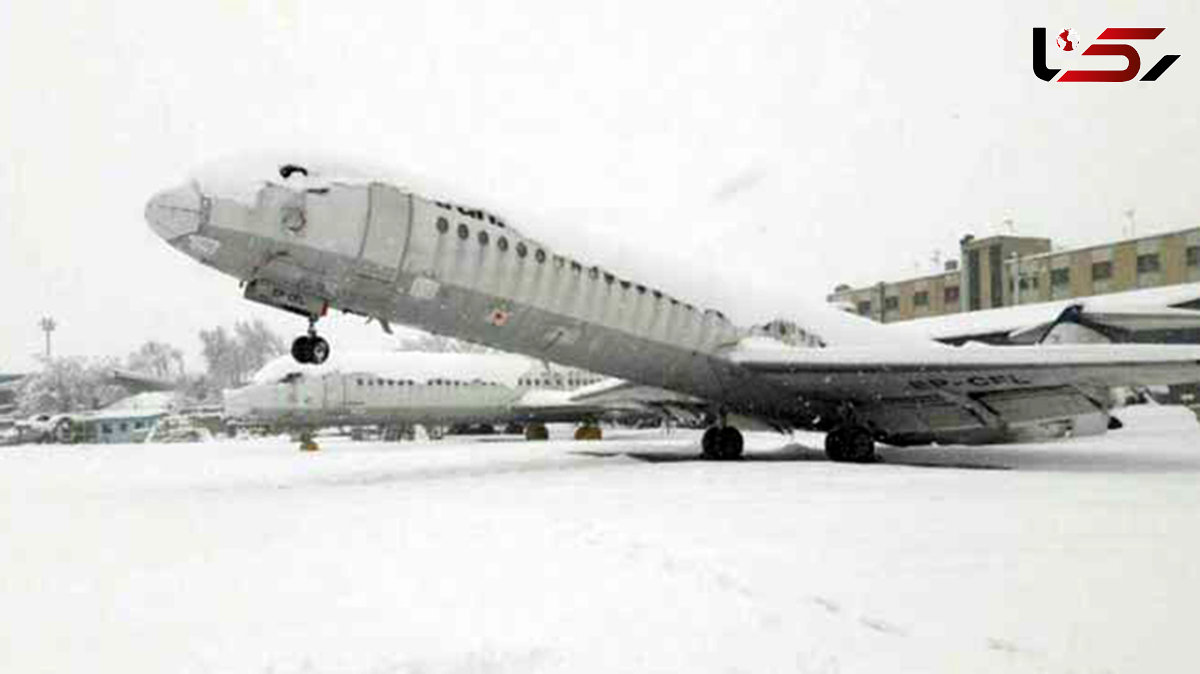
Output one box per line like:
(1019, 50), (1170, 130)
(1007, 305), (1200, 344)
(889, 282), (1200, 345)
(567, 379), (712, 424)
(727, 340), (1200, 445)
(568, 378), (705, 407)
(508, 388), (627, 422)
(106, 369), (177, 393)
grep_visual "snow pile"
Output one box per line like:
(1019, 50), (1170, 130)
(3, 406), (1198, 673)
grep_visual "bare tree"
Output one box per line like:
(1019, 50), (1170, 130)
(199, 326), (238, 388)
(234, 319), (286, 376)
(200, 319), (286, 388)
(17, 357), (126, 415)
(126, 340), (185, 380)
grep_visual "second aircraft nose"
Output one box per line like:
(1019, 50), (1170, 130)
(145, 184), (204, 241)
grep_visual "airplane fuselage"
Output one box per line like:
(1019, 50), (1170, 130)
(155, 178), (811, 428)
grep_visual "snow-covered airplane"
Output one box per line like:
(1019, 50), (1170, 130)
(225, 350), (615, 440)
(145, 155), (1200, 461)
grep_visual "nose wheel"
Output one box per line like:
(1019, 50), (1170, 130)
(291, 321), (330, 365)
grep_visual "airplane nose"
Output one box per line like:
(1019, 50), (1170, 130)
(145, 184), (204, 241)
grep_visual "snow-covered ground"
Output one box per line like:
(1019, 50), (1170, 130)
(3, 407), (1199, 674)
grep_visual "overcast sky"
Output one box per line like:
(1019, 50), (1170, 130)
(3, 0), (1198, 373)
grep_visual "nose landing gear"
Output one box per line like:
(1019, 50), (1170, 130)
(291, 319), (330, 365)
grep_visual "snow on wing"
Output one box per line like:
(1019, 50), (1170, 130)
(727, 342), (1200, 399)
(727, 342), (1200, 444)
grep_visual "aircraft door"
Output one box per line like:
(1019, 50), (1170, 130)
(299, 184), (370, 258)
(357, 183), (411, 281)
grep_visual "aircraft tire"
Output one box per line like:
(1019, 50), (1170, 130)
(701, 426), (721, 458)
(291, 336), (313, 364)
(701, 426), (743, 460)
(825, 426), (876, 463)
(721, 427), (744, 459)
(53, 417), (73, 444)
(310, 337), (330, 365)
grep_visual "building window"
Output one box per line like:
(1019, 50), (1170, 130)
(1092, 261), (1113, 281)
(988, 244), (1004, 309)
(913, 291), (929, 307)
(457, 223), (469, 240)
(883, 296), (899, 311)
(1137, 253), (1161, 274)
(497, 236), (508, 252)
(101, 424), (111, 434)
(856, 300), (872, 316)
(1188, 246), (1200, 267)
(1051, 268), (1070, 287)
(944, 286), (960, 305)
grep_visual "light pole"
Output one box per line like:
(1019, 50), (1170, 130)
(39, 317), (56, 360)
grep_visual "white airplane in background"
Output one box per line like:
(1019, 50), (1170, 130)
(145, 154), (1200, 462)
(225, 350), (618, 440)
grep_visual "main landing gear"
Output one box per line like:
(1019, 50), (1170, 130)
(701, 426), (744, 460)
(824, 426), (876, 463)
(291, 318), (330, 365)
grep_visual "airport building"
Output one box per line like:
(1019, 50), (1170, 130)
(829, 227), (1200, 322)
